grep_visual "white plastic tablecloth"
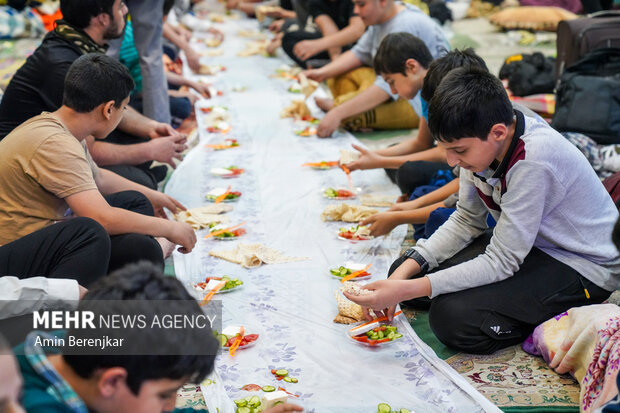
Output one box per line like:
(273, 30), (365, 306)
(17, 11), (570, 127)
(165, 14), (500, 413)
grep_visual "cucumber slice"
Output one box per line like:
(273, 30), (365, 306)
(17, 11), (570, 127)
(400, 409), (411, 413)
(249, 396), (260, 407)
(234, 398), (248, 407)
(237, 407), (250, 413)
(262, 385), (275, 392)
(378, 403), (391, 413)
(291, 377), (298, 383)
(219, 334), (228, 347)
(393, 333), (403, 339)
(283, 376), (293, 383)
(275, 369), (289, 376)
(339, 267), (348, 276)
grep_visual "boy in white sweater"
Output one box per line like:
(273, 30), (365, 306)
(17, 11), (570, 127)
(346, 67), (620, 354)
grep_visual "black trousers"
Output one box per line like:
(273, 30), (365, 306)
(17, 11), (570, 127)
(281, 30), (329, 68)
(0, 217), (110, 287)
(385, 160), (450, 195)
(390, 231), (612, 354)
(101, 129), (168, 190)
(0, 218), (110, 345)
(105, 190), (164, 272)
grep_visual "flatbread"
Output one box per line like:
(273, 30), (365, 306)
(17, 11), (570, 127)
(321, 203), (378, 222)
(280, 100), (310, 119)
(201, 49), (224, 57)
(175, 205), (232, 230)
(360, 194), (395, 208)
(298, 73), (318, 98)
(339, 149), (360, 165)
(237, 29), (268, 40)
(340, 281), (372, 296)
(203, 110), (230, 125)
(209, 243), (309, 268)
(237, 40), (269, 57)
(205, 38), (222, 48)
(334, 290), (365, 324)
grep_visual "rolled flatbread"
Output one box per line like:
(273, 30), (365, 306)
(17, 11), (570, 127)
(209, 243), (308, 268)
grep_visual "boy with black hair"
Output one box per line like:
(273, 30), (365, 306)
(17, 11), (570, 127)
(303, 0), (448, 137)
(345, 45), (487, 195)
(14, 262), (302, 413)
(346, 67), (620, 355)
(0, 53), (196, 274)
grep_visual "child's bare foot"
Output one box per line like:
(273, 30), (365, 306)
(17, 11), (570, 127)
(157, 237), (176, 258)
(315, 96), (334, 112)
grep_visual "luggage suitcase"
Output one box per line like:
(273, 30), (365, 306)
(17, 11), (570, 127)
(555, 10), (620, 82)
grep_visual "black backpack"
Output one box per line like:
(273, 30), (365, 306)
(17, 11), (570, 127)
(551, 47), (620, 145)
(499, 52), (556, 97)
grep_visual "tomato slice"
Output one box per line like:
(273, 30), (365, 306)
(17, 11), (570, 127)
(241, 384), (262, 392)
(244, 334), (259, 342)
(232, 228), (246, 237)
(337, 189), (353, 197)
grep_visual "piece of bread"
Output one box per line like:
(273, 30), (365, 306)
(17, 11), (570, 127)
(360, 194), (396, 207)
(209, 243), (309, 268)
(321, 203), (378, 222)
(339, 149), (360, 165)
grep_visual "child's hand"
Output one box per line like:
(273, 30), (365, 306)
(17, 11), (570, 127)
(189, 81), (212, 98)
(317, 111), (341, 138)
(167, 221), (197, 254)
(147, 134), (188, 168)
(345, 143), (382, 171)
(147, 121), (179, 139)
(343, 279), (407, 321)
(293, 38), (323, 61)
(360, 212), (399, 237)
(302, 68), (327, 82)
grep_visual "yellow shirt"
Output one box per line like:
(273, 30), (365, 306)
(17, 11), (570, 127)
(0, 112), (98, 245)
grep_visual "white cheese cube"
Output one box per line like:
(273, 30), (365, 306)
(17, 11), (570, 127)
(207, 188), (227, 197)
(344, 262), (366, 272)
(262, 391), (288, 410)
(205, 279), (222, 291)
(211, 168), (232, 176)
(221, 325), (240, 337)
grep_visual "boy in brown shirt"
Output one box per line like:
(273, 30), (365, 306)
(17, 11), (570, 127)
(0, 54), (196, 275)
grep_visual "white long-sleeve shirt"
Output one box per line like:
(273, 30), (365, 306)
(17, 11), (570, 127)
(0, 276), (79, 319)
(415, 110), (620, 297)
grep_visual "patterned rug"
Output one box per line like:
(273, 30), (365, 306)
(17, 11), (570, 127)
(400, 226), (580, 412)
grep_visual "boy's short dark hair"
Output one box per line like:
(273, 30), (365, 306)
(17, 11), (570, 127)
(428, 67), (513, 142)
(373, 32), (433, 76)
(60, 0), (115, 29)
(421, 48), (488, 102)
(63, 53), (135, 113)
(63, 262), (218, 395)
